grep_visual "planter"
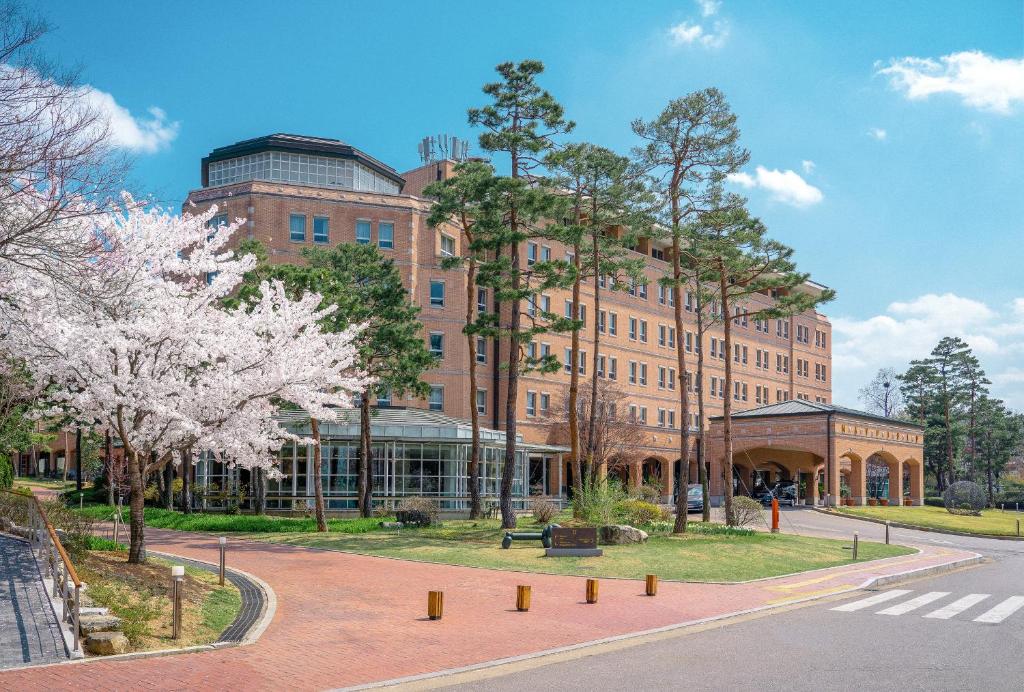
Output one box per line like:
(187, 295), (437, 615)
(879, 499), (889, 507)
(903, 498), (913, 506)
(867, 499), (878, 507)
(844, 498), (854, 506)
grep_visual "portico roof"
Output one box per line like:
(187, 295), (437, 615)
(712, 401), (925, 429)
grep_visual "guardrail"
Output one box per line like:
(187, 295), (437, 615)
(0, 489), (82, 652)
(196, 493), (568, 513)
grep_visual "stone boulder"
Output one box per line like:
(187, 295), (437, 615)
(85, 631), (128, 655)
(598, 525), (649, 545)
(79, 614), (123, 635)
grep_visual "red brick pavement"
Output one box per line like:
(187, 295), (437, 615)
(0, 528), (977, 692)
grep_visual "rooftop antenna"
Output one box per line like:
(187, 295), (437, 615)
(418, 133), (470, 164)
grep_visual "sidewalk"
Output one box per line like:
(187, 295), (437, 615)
(0, 527), (979, 691)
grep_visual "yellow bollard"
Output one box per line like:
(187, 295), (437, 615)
(645, 574), (658, 597)
(427, 590), (444, 620)
(516, 585), (532, 612)
(586, 579), (599, 604)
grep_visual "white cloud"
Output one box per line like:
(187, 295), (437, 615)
(697, 0), (721, 17)
(801, 159), (815, 174)
(78, 85), (179, 153)
(668, 19), (730, 49)
(726, 165), (823, 207)
(868, 127), (887, 140)
(876, 50), (1024, 115)
(832, 293), (1024, 410)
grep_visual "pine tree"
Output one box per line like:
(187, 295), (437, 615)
(631, 88), (749, 533)
(545, 143), (649, 493)
(926, 337), (974, 486)
(693, 197), (834, 524)
(468, 60), (574, 529)
(424, 160), (502, 519)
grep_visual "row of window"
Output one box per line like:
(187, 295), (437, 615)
(208, 151), (401, 194)
(287, 213), (395, 248)
(408, 380), (826, 417)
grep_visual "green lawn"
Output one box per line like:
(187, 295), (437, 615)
(238, 516), (912, 583)
(72, 504), (912, 582)
(75, 503), (385, 534)
(836, 505), (1024, 537)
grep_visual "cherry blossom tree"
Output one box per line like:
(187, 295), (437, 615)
(2, 201), (370, 562)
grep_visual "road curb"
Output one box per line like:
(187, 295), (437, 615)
(343, 548), (983, 690)
(812, 507), (1024, 541)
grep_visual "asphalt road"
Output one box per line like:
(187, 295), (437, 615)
(438, 509), (1024, 691)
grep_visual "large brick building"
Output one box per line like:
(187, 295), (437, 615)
(175, 133), (922, 508)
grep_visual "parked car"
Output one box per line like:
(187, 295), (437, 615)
(686, 484), (703, 513)
(756, 482), (798, 507)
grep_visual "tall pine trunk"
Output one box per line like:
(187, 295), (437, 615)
(671, 225), (691, 533)
(358, 391), (374, 518)
(695, 291), (711, 522)
(585, 227), (601, 490)
(499, 147), (523, 531)
(719, 265), (736, 526)
(311, 417), (327, 532)
(566, 242), (584, 502)
(466, 254), (482, 519)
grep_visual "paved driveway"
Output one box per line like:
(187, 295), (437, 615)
(0, 521), (977, 691)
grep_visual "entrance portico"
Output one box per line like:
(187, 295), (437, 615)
(707, 401), (925, 507)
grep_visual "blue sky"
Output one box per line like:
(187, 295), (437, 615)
(41, 0), (1024, 408)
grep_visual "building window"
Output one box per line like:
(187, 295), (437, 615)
(377, 387), (392, 407)
(477, 288), (488, 314)
(629, 317), (637, 340)
(658, 366), (666, 389)
(669, 328), (676, 349)
(429, 333), (444, 358)
(668, 367), (676, 391)
(429, 386), (444, 411)
(379, 222), (394, 249)
(207, 213), (229, 230)
(629, 361), (637, 384)
(540, 294), (550, 314)
(597, 355), (606, 378)
(639, 320), (647, 343)
(639, 407), (648, 424)
(526, 391), (537, 416)
(356, 219), (371, 244)
(476, 389), (487, 415)
(440, 234), (455, 257)
(564, 348), (573, 374)
(658, 408), (666, 428)
(598, 310), (607, 334)
(639, 363), (648, 386)
(476, 337), (487, 363)
(609, 357), (618, 380)
(527, 242), (537, 265)
(312, 216), (329, 243)
(289, 213), (306, 242)
(658, 324), (666, 347)
(609, 312), (618, 336)
(541, 245), (551, 261)
(429, 280), (445, 307)
(540, 393), (550, 415)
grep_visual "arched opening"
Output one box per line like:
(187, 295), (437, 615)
(865, 451), (902, 505)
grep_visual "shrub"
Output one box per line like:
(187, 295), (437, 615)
(42, 499), (96, 563)
(572, 480), (627, 526)
(530, 498), (559, 524)
(615, 499), (662, 526)
(923, 496), (944, 508)
(0, 455), (12, 490)
(943, 481), (986, 516)
(631, 484), (662, 503)
(396, 496), (439, 525)
(727, 496), (764, 527)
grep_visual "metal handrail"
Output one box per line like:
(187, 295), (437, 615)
(0, 489), (82, 652)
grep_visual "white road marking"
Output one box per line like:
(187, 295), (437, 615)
(877, 591), (950, 615)
(923, 594), (990, 619)
(973, 596), (1024, 624)
(831, 590), (912, 612)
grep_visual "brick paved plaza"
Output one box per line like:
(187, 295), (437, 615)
(0, 527), (977, 691)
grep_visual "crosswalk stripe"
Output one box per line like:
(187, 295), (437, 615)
(973, 596), (1024, 624)
(923, 593), (991, 619)
(831, 589), (912, 612)
(877, 591), (950, 616)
